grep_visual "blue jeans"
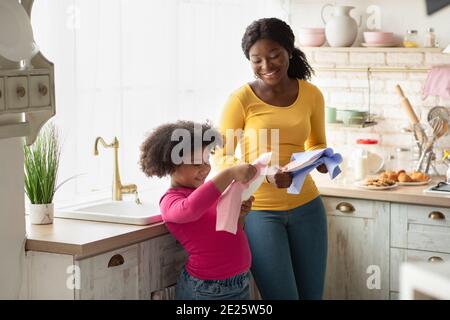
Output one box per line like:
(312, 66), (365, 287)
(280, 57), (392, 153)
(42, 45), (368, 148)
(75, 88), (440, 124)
(175, 267), (251, 300)
(244, 196), (328, 300)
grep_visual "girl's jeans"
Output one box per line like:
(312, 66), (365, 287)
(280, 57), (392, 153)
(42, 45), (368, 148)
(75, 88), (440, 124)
(175, 267), (250, 300)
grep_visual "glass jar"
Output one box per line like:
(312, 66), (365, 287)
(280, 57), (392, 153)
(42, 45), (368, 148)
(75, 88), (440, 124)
(394, 147), (413, 172)
(353, 139), (384, 180)
(403, 30), (418, 48)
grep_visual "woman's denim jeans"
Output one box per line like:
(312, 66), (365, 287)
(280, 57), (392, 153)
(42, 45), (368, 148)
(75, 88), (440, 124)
(175, 267), (251, 300)
(244, 196), (328, 300)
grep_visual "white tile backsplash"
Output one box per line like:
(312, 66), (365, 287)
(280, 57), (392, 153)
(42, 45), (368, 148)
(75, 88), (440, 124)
(305, 48), (450, 173)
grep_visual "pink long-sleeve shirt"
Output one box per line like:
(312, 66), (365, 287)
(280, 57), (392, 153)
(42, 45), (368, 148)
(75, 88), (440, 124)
(159, 180), (251, 280)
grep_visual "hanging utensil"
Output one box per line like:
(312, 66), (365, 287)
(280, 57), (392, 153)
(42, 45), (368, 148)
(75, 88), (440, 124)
(417, 117), (449, 173)
(394, 84), (427, 152)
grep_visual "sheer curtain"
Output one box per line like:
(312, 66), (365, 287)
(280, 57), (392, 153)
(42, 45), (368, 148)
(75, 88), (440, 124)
(31, 0), (288, 205)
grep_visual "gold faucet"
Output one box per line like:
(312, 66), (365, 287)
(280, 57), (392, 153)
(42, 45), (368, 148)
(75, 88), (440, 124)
(94, 136), (139, 201)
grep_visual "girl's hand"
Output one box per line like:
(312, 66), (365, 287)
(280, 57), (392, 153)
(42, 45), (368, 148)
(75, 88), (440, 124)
(232, 164), (257, 184)
(239, 196), (254, 228)
(267, 169), (293, 188)
(317, 163), (328, 173)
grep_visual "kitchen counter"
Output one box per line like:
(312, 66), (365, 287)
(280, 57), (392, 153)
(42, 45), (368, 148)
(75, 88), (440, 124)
(312, 173), (450, 208)
(26, 174), (450, 258)
(25, 216), (169, 259)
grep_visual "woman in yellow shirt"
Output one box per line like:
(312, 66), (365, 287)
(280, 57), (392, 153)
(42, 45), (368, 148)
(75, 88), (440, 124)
(214, 18), (328, 299)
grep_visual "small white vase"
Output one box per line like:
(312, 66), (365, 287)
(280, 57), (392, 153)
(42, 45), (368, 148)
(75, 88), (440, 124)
(29, 203), (54, 225)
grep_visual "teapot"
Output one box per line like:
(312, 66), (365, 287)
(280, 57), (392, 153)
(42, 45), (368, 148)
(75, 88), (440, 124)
(321, 4), (361, 47)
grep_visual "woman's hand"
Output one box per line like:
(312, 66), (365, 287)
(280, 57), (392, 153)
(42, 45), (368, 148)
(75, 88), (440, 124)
(267, 169), (293, 188)
(231, 164), (257, 184)
(316, 163), (328, 174)
(238, 196), (254, 228)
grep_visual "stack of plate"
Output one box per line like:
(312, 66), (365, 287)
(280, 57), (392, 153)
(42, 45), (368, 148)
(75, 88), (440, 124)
(362, 31), (397, 47)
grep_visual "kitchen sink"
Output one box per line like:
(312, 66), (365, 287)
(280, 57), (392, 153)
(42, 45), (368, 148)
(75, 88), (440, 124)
(54, 200), (162, 225)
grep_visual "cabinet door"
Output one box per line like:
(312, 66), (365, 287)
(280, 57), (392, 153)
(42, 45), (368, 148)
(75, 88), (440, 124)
(390, 247), (450, 293)
(391, 203), (450, 253)
(139, 233), (187, 299)
(323, 196), (390, 300)
(76, 244), (139, 300)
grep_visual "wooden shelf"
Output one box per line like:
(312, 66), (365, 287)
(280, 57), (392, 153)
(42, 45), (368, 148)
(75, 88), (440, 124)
(327, 121), (378, 129)
(300, 47), (443, 53)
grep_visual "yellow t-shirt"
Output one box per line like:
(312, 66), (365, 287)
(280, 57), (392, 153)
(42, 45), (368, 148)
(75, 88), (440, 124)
(213, 79), (326, 211)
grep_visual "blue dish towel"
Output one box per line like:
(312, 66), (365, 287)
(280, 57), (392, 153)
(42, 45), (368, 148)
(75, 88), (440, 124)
(286, 148), (343, 194)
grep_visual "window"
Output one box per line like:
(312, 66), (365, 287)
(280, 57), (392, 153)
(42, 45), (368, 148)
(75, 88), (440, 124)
(31, 0), (286, 205)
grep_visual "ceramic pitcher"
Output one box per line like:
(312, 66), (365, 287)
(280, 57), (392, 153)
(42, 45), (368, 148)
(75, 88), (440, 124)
(321, 4), (361, 47)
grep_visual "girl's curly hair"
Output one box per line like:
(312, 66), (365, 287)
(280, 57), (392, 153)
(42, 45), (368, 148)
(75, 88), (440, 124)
(241, 17), (314, 80)
(139, 120), (222, 178)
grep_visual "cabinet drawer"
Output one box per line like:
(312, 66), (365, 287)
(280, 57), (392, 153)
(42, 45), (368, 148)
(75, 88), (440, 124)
(6, 76), (28, 109)
(0, 78), (4, 111)
(29, 75), (50, 107)
(390, 247), (450, 292)
(391, 203), (450, 253)
(76, 244), (139, 299)
(323, 196), (389, 219)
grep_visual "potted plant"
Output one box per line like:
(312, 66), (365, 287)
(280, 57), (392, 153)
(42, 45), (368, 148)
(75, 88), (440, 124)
(24, 123), (61, 225)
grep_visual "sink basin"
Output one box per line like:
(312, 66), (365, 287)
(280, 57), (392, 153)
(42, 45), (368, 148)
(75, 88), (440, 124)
(55, 200), (162, 225)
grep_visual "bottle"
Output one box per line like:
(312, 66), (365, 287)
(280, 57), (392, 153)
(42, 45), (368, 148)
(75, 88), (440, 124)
(424, 27), (436, 48)
(403, 30), (418, 48)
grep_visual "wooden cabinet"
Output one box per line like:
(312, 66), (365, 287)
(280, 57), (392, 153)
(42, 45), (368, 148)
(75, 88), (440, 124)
(391, 203), (450, 254)
(139, 233), (187, 299)
(390, 203), (450, 298)
(323, 198), (450, 300)
(323, 196), (390, 300)
(24, 233), (187, 300)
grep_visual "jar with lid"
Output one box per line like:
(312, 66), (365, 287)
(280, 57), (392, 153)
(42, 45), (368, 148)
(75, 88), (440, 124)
(403, 30), (418, 48)
(353, 139), (384, 180)
(424, 27), (436, 48)
(394, 147), (413, 172)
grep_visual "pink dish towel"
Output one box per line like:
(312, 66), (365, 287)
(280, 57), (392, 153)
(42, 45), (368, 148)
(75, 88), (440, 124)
(422, 66), (450, 99)
(216, 153), (272, 235)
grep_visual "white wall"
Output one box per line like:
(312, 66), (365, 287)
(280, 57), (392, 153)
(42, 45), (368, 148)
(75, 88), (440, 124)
(0, 137), (26, 299)
(290, 0), (450, 48)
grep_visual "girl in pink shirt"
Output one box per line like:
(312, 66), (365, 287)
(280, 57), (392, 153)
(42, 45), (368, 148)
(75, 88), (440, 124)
(139, 121), (256, 300)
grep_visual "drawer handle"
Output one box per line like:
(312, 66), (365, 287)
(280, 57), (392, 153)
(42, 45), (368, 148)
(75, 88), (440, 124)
(428, 256), (443, 263)
(0, 90), (2, 99)
(108, 254), (124, 267)
(336, 202), (355, 214)
(38, 84), (48, 96)
(428, 211), (445, 220)
(17, 86), (26, 98)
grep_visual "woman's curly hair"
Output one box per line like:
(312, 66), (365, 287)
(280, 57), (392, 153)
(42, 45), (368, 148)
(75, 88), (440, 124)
(241, 17), (314, 80)
(139, 120), (222, 178)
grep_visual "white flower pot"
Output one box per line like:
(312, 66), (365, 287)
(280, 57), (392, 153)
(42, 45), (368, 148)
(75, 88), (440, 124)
(29, 203), (54, 225)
